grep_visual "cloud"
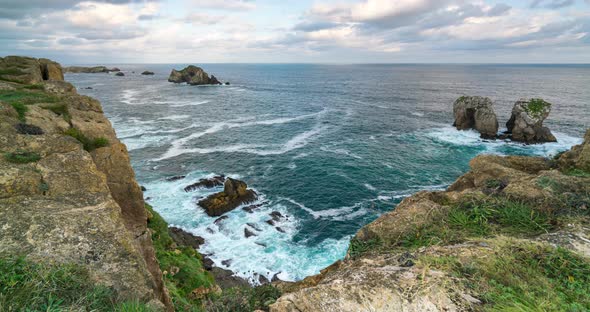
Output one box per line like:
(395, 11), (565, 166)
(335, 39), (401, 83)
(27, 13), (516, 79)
(189, 0), (255, 11)
(530, 0), (575, 9)
(0, 0), (157, 19)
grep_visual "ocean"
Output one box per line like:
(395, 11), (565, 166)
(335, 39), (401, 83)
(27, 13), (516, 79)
(66, 64), (589, 283)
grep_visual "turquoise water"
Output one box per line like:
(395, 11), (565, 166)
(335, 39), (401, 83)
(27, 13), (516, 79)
(67, 64), (589, 283)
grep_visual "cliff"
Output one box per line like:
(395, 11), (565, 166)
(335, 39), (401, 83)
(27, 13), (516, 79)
(0, 56), (171, 310)
(271, 131), (590, 311)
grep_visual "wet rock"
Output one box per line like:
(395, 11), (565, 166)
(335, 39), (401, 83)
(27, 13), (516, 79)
(247, 223), (262, 231)
(275, 227), (286, 233)
(243, 202), (265, 213)
(270, 211), (284, 221)
(255, 242), (267, 248)
(166, 175), (186, 182)
(245, 227), (257, 238)
(184, 175), (225, 192)
(221, 259), (232, 267)
(225, 82), (230, 85)
(141, 71), (155, 75)
(198, 178), (257, 217)
(115, 72), (125, 77)
(453, 96), (499, 139)
(169, 227), (204, 250)
(214, 215), (228, 225)
(168, 65), (224, 85)
(84, 87), (93, 89)
(506, 98), (556, 144)
(141, 186), (147, 192)
(265, 219), (276, 226)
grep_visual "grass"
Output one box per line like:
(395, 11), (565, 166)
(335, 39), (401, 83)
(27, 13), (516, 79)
(146, 204), (215, 311)
(3, 151), (41, 164)
(42, 103), (71, 122)
(420, 241), (590, 311)
(349, 237), (382, 259)
(0, 68), (24, 76)
(204, 285), (282, 312)
(525, 98), (550, 119)
(65, 128), (109, 151)
(0, 89), (59, 121)
(564, 168), (590, 178)
(0, 256), (154, 311)
(22, 84), (44, 90)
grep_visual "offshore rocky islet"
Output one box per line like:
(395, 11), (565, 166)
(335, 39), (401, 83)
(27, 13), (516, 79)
(1, 56), (589, 311)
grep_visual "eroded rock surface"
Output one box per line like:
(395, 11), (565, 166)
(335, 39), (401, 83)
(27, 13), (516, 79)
(506, 98), (556, 143)
(168, 65), (223, 85)
(198, 178), (257, 216)
(453, 96), (499, 139)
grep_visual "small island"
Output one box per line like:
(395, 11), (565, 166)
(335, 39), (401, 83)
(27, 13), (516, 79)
(168, 65), (226, 85)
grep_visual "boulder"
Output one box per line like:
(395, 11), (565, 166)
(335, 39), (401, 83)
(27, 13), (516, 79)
(198, 178), (257, 217)
(453, 96), (499, 139)
(115, 72), (125, 77)
(168, 65), (223, 85)
(169, 227), (205, 250)
(506, 98), (556, 144)
(141, 71), (155, 75)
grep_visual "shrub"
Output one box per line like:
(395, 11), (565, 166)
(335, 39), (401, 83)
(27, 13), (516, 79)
(3, 151), (41, 164)
(64, 128), (109, 151)
(348, 237), (382, 259)
(42, 103), (71, 122)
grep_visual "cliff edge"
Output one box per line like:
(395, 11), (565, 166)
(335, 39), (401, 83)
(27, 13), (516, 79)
(0, 56), (171, 310)
(271, 131), (590, 311)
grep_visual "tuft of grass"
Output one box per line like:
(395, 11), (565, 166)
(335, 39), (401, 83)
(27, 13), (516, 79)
(205, 284), (282, 312)
(22, 84), (44, 90)
(525, 98), (550, 119)
(146, 204), (215, 310)
(3, 151), (41, 164)
(64, 128), (109, 151)
(42, 103), (71, 122)
(0, 68), (25, 76)
(348, 237), (382, 259)
(0, 89), (59, 121)
(564, 168), (590, 178)
(421, 242), (590, 311)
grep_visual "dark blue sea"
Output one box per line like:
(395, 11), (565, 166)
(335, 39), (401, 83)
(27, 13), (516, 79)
(67, 64), (590, 283)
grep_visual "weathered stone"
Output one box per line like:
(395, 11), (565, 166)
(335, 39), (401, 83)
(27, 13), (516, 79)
(506, 98), (556, 143)
(198, 178), (257, 216)
(184, 175), (225, 191)
(142, 71), (155, 75)
(115, 72), (125, 77)
(168, 65), (223, 85)
(169, 227), (204, 250)
(453, 96), (498, 139)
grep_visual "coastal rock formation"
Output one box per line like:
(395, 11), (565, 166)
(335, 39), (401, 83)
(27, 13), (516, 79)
(115, 72), (125, 77)
(64, 66), (119, 73)
(168, 65), (223, 85)
(506, 98), (557, 143)
(271, 130), (590, 312)
(0, 57), (171, 309)
(0, 56), (64, 84)
(198, 178), (257, 216)
(142, 71), (155, 75)
(184, 175), (225, 192)
(453, 96), (499, 139)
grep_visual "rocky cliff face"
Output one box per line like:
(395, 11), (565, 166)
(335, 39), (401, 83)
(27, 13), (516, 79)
(0, 56), (171, 310)
(271, 130), (590, 311)
(453, 96), (499, 139)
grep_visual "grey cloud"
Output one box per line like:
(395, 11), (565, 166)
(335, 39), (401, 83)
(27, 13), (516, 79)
(530, 0), (575, 9)
(0, 0), (158, 19)
(293, 21), (341, 32)
(488, 3), (511, 16)
(58, 37), (85, 45)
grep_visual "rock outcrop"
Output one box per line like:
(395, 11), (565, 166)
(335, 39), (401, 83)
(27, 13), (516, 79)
(115, 72), (125, 77)
(453, 96), (499, 139)
(142, 71), (155, 75)
(506, 98), (557, 143)
(64, 66), (119, 73)
(198, 178), (257, 216)
(168, 65), (223, 85)
(0, 56), (171, 310)
(184, 175), (225, 192)
(270, 130), (590, 312)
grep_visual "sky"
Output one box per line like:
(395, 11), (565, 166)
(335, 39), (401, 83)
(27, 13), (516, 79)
(0, 0), (589, 64)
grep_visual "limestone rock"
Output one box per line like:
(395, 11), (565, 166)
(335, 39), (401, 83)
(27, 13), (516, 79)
(169, 227), (205, 250)
(559, 129), (590, 172)
(453, 96), (499, 139)
(39, 58), (64, 81)
(168, 65), (223, 85)
(198, 178), (257, 216)
(506, 98), (556, 143)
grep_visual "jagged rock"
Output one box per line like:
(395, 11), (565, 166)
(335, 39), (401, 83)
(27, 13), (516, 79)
(453, 96), (499, 139)
(166, 175), (186, 182)
(169, 227), (204, 250)
(184, 175), (225, 192)
(214, 215), (228, 225)
(221, 259), (232, 267)
(39, 58), (64, 81)
(245, 227), (257, 238)
(275, 227), (286, 233)
(247, 222), (262, 231)
(142, 71), (155, 75)
(506, 98), (556, 144)
(0, 56), (64, 84)
(115, 72), (125, 77)
(198, 178), (257, 217)
(141, 186), (147, 191)
(243, 203), (264, 213)
(168, 65), (223, 85)
(558, 129), (590, 172)
(43, 80), (76, 94)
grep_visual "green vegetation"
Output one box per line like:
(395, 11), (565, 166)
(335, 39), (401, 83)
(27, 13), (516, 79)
(485, 179), (503, 189)
(565, 168), (590, 178)
(65, 128), (109, 151)
(525, 98), (550, 118)
(0, 68), (24, 76)
(349, 237), (382, 259)
(0, 89), (59, 121)
(419, 242), (590, 311)
(42, 103), (71, 122)
(205, 285), (281, 312)
(146, 204), (214, 311)
(23, 84), (45, 90)
(3, 151), (41, 164)
(0, 256), (154, 311)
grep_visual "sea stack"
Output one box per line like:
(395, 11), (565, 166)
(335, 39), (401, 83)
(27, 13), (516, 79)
(506, 98), (557, 144)
(168, 65), (223, 85)
(453, 96), (499, 139)
(198, 178), (257, 217)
